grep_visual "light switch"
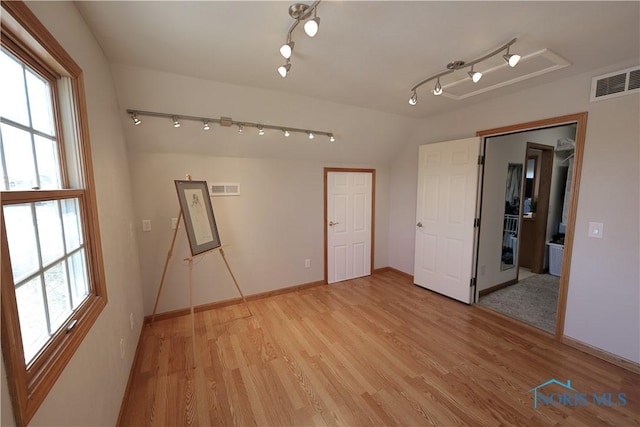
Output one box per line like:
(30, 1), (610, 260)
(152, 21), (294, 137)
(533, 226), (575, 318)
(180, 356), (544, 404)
(142, 219), (151, 232)
(588, 222), (603, 238)
(171, 218), (178, 229)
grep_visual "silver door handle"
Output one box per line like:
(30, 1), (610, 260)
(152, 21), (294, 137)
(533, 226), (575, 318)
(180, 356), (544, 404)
(416, 222), (423, 228)
(329, 221), (339, 226)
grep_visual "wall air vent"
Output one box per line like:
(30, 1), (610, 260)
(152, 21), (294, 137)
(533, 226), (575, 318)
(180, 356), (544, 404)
(211, 183), (240, 196)
(590, 66), (640, 101)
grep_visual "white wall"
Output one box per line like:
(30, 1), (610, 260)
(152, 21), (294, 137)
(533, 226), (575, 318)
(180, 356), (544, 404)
(109, 64), (402, 315)
(129, 152), (388, 315)
(1, 2), (145, 426)
(563, 92), (640, 363)
(389, 61), (640, 363)
(110, 64), (417, 166)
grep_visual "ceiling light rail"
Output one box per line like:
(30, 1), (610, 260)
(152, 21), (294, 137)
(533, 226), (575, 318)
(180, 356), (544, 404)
(126, 109), (336, 142)
(277, 1), (322, 78)
(409, 38), (521, 105)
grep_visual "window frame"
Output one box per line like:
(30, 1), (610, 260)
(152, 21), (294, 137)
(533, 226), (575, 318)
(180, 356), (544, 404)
(1, 2), (107, 426)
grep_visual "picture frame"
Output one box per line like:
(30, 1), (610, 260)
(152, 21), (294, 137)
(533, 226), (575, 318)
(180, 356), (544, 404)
(174, 180), (222, 256)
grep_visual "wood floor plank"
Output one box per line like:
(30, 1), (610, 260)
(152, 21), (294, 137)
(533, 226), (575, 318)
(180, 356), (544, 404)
(120, 272), (640, 426)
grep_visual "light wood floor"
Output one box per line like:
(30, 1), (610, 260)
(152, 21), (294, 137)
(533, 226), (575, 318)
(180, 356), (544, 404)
(119, 271), (640, 426)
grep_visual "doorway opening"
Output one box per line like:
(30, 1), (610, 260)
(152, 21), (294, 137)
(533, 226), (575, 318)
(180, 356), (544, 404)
(474, 113), (587, 338)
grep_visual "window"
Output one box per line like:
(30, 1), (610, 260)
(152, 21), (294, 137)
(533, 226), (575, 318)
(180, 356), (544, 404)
(1, 2), (107, 426)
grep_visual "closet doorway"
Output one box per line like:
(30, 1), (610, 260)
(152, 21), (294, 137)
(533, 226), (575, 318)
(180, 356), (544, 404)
(474, 113), (586, 338)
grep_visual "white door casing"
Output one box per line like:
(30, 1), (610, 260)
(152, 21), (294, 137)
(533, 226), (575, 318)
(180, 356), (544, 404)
(326, 170), (374, 284)
(414, 138), (480, 303)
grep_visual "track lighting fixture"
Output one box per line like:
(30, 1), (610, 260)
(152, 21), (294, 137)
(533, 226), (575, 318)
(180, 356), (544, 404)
(277, 2), (323, 78)
(468, 65), (482, 83)
(278, 60), (291, 78)
(503, 46), (521, 67)
(408, 38), (519, 105)
(126, 109), (335, 142)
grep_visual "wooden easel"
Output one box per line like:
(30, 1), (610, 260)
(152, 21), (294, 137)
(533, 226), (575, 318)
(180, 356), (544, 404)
(149, 175), (252, 368)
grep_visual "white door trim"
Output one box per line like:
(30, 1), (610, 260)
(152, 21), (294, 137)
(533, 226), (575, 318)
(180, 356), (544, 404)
(324, 168), (376, 284)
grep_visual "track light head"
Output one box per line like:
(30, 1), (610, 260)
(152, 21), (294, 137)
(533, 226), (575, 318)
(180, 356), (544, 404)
(433, 79), (443, 96)
(278, 61), (291, 78)
(503, 46), (521, 67)
(283, 129), (291, 137)
(504, 53), (521, 67)
(238, 123), (244, 134)
(307, 131), (314, 140)
(172, 116), (181, 128)
(304, 17), (320, 37)
(304, 7), (320, 37)
(258, 125), (265, 135)
(280, 41), (295, 59)
(409, 90), (418, 106)
(131, 113), (141, 125)
(203, 120), (210, 131)
(329, 134), (335, 142)
(468, 66), (483, 83)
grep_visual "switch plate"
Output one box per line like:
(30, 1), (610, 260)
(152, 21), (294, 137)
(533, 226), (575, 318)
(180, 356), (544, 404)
(305, 259), (311, 268)
(588, 222), (604, 238)
(171, 217), (178, 229)
(142, 220), (151, 232)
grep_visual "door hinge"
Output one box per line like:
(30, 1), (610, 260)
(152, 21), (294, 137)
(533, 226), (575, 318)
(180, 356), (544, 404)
(470, 277), (477, 288)
(474, 217), (481, 228)
(477, 155), (484, 165)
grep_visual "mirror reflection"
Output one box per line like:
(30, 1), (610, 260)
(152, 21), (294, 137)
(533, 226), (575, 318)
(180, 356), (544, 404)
(523, 157), (537, 215)
(501, 163), (523, 271)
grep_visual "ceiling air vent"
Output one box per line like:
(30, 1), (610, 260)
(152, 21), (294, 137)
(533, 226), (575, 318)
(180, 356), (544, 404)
(211, 183), (240, 196)
(591, 66), (640, 101)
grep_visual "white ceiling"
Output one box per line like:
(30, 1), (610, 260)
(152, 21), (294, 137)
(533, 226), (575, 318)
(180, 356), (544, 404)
(75, 1), (640, 119)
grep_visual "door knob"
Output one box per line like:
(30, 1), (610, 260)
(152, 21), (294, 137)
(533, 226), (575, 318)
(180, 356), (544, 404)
(329, 221), (339, 226)
(416, 222), (423, 228)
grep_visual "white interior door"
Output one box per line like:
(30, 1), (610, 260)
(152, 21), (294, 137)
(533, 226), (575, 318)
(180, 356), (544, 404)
(414, 138), (480, 303)
(327, 171), (373, 284)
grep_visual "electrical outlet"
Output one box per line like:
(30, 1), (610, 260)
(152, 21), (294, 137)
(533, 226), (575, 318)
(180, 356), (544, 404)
(129, 313), (134, 331)
(120, 338), (125, 359)
(305, 259), (311, 268)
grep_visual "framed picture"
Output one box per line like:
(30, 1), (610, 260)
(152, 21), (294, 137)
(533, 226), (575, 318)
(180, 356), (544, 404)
(175, 180), (222, 256)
